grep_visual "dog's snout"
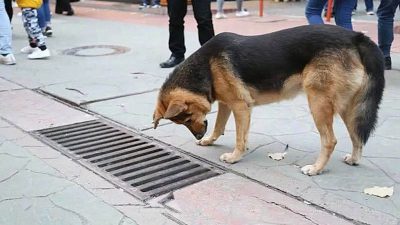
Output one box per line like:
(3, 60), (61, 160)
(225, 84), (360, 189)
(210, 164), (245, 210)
(195, 133), (204, 140)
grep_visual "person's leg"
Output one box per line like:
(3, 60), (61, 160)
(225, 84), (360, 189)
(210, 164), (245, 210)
(21, 8), (50, 58)
(192, 0), (214, 46)
(236, 0), (243, 11)
(0, 0), (13, 56)
(167, 0), (187, 59)
(43, 0), (51, 25)
(377, 0), (400, 69)
(305, 0), (327, 25)
(216, 0), (224, 14)
(365, 0), (374, 12)
(37, 5), (46, 30)
(4, 0), (12, 22)
(334, 0), (357, 30)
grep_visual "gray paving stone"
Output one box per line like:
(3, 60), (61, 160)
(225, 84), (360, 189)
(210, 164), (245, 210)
(167, 173), (352, 225)
(50, 185), (131, 225)
(0, 198), (84, 225)
(336, 135), (400, 158)
(90, 188), (145, 206)
(367, 158), (400, 183)
(0, 154), (30, 182)
(115, 205), (178, 225)
(0, 78), (22, 91)
(0, 141), (33, 158)
(0, 90), (94, 131)
(0, 169), (73, 200)
(87, 91), (161, 130)
(375, 117), (400, 139)
(300, 187), (398, 225)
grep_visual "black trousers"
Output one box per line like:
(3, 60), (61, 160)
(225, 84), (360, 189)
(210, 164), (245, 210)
(55, 0), (73, 13)
(5, 0), (12, 22)
(167, 0), (214, 58)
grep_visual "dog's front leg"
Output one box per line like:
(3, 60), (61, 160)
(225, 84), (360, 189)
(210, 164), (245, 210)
(197, 102), (231, 146)
(220, 101), (251, 163)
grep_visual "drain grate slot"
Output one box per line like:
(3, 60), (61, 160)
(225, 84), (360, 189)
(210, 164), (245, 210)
(34, 120), (223, 200)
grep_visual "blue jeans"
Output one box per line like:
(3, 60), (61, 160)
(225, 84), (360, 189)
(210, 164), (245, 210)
(38, 0), (51, 29)
(377, 0), (400, 57)
(0, 0), (12, 55)
(305, 0), (357, 30)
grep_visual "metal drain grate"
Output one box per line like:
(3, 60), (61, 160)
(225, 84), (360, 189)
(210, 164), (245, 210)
(33, 120), (222, 200)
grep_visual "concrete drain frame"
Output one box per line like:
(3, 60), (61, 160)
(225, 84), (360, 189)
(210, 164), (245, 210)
(32, 119), (223, 200)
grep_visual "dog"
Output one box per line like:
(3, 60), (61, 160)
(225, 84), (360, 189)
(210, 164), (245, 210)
(153, 24), (385, 176)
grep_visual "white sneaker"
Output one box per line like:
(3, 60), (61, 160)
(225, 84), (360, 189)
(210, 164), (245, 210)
(151, 4), (161, 8)
(21, 46), (37, 54)
(0, 54), (16, 65)
(236, 10), (250, 17)
(28, 48), (50, 59)
(215, 12), (227, 19)
(366, 10), (375, 15)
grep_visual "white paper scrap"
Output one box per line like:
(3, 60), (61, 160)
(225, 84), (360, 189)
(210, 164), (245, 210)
(363, 186), (394, 198)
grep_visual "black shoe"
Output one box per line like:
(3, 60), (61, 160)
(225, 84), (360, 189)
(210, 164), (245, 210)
(66, 10), (74, 16)
(385, 56), (392, 70)
(160, 56), (184, 68)
(44, 26), (53, 37)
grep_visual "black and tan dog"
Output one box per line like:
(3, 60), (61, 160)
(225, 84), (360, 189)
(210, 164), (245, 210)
(153, 24), (385, 175)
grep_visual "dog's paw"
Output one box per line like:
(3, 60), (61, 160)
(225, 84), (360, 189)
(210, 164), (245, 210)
(301, 164), (321, 176)
(196, 136), (215, 146)
(219, 152), (241, 164)
(343, 154), (359, 166)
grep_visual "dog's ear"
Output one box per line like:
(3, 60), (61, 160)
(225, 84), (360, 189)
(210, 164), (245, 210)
(164, 101), (187, 119)
(153, 101), (164, 129)
(153, 110), (162, 129)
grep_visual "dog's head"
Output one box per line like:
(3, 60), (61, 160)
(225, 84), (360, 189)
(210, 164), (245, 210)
(153, 88), (211, 140)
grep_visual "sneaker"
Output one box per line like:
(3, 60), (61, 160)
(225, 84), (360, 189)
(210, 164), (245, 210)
(28, 48), (50, 59)
(236, 10), (250, 17)
(0, 54), (16, 65)
(139, 3), (149, 9)
(44, 26), (53, 37)
(384, 56), (392, 70)
(215, 12), (227, 19)
(21, 46), (37, 54)
(366, 10), (375, 15)
(352, 9), (356, 15)
(151, 4), (161, 8)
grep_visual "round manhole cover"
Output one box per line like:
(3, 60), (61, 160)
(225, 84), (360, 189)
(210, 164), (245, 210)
(62, 45), (130, 57)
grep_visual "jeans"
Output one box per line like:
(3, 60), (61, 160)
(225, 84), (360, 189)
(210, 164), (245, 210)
(377, 0), (400, 57)
(38, 0), (51, 29)
(305, 0), (357, 30)
(0, 0), (12, 55)
(167, 0), (214, 58)
(142, 0), (160, 5)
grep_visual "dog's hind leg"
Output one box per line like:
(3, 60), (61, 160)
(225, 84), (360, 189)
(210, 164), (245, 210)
(197, 102), (231, 146)
(220, 101), (251, 163)
(301, 92), (337, 176)
(340, 108), (363, 165)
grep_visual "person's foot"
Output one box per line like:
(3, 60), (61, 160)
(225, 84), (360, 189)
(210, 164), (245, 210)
(366, 10), (375, 15)
(160, 56), (184, 68)
(385, 56), (392, 70)
(0, 54), (16, 65)
(21, 46), (37, 54)
(44, 26), (53, 37)
(352, 9), (356, 15)
(66, 10), (74, 16)
(236, 10), (250, 17)
(151, 4), (161, 8)
(215, 12), (227, 19)
(28, 48), (50, 59)
(139, 3), (149, 9)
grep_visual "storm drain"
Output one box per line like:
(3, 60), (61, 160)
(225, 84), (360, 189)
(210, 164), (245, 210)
(33, 120), (222, 200)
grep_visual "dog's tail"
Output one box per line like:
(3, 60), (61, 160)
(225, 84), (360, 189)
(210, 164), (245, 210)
(351, 33), (385, 144)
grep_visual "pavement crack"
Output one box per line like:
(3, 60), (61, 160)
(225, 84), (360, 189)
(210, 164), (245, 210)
(365, 158), (399, 184)
(50, 199), (89, 225)
(65, 88), (87, 96)
(25, 169), (67, 180)
(0, 160), (30, 183)
(251, 196), (319, 225)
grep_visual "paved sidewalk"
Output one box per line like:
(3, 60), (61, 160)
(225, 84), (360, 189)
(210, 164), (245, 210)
(1, 1), (399, 224)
